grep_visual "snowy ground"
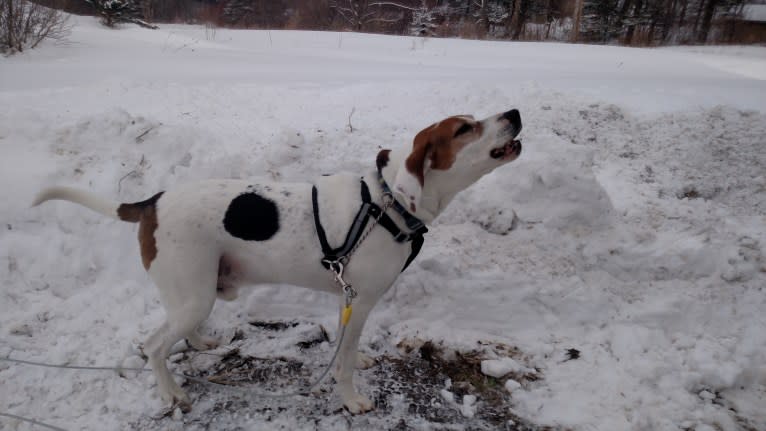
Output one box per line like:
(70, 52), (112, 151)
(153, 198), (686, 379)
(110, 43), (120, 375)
(1, 16), (766, 431)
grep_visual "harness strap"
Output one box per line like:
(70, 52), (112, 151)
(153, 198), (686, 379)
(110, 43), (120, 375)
(377, 167), (426, 232)
(312, 185), (373, 264)
(312, 179), (427, 273)
(405, 232), (425, 271)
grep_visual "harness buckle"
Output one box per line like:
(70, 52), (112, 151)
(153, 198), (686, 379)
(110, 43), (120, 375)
(342, 284), (356, 307)
(324, 259), (357, 305)
(321, 257), (347, 273)
(381, 191), (395, 209)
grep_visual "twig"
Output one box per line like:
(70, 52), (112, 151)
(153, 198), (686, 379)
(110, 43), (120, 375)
(117, 171), (137, 193)
(347, 107), (356, 133)
(135, 126), (156, 143)
(118, 155), (146, 193)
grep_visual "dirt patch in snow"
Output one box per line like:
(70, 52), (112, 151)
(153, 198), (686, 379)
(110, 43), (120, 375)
(127, 328), (554, 431)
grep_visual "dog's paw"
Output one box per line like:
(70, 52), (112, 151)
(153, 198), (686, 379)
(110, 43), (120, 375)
(356, 352), (376, 369)
(186, 333), (219, 351)
(174, 399), (192, 414)
(160, 385), (191, 410)
(343, 392), (374, 414)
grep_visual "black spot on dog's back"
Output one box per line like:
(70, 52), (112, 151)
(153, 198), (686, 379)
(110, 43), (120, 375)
(223, 193), (279, 241)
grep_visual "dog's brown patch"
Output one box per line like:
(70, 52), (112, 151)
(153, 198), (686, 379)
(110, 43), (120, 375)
(405, 116), (479, 186)
(117, 192), (164, 222)
(117, 203), (142, 222)
(117, 192), (164, 270)
(376, 149), (391, 170)
(138, 203), (160, 270)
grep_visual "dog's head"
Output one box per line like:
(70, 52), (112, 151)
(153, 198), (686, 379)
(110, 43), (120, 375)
(391, 109), (522, 214)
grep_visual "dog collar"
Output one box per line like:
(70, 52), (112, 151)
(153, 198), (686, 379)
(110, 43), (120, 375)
(376, 169), (426, 232)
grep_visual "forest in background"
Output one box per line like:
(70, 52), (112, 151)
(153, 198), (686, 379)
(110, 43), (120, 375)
(21, 0), (766, 47)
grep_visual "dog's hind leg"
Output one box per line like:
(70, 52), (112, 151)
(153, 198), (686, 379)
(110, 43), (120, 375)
(144, 321), (189, 407)
(144, 260), (218, 410)
(186, 330), (219, 351)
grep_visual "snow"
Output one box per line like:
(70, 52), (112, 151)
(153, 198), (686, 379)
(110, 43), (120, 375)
(665, 45), (766, 80)
(460, 394), (478, 418)
(439, 388), (478, 419)
(505, 379), (522, 393)
(480, 358), (535, 378)
(2, 15), (766, 431)
(743, 4), (766, 22)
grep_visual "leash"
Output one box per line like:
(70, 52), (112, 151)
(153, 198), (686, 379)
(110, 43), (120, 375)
(0, 324), (347, 399)
(0, 311), (351, 401)
(0, 412), (67, 431)
(0, 285), (356, 431)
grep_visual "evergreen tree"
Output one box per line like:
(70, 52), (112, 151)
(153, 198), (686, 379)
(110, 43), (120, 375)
(87, 0), (140, 27)
(410, 1), (437, 35)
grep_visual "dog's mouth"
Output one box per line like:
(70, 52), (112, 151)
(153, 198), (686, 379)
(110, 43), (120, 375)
(490, 139), (522, 160)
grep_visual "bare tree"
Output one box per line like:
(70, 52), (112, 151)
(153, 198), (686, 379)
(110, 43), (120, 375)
(571, 0), (584, 41)
(285, 0), (337, 29)
(508, 0), (526, 39)
(1, 0), (70, 54)
(330, 0), (419, 31)
(696, 0), (717, 42)
(472, 0), (490, 35)
(222, 0), (288, 28)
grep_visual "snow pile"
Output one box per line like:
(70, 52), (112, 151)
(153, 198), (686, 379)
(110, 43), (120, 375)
(1, 15), (766, 431)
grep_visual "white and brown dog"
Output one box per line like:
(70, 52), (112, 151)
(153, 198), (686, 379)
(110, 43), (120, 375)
(33, 109), (522, 413)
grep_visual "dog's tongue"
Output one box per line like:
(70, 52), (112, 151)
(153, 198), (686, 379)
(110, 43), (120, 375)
(490, 146), (505, 159)
(491, 140), (521, 159)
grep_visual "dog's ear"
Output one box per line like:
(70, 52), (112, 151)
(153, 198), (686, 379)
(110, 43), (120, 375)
(393, 126), (433, 214)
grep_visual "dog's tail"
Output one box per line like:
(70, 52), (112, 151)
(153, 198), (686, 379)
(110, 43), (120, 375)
(32, 186), (163, 223)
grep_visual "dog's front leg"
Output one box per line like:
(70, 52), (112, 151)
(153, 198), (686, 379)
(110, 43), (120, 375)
(334, 304), (376, 371)
(334, 298), (376, 414)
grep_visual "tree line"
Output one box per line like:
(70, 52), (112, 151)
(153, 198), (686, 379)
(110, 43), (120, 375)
(20, 0), (766, 47)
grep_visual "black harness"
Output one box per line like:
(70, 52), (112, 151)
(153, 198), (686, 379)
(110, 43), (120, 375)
(312, 172), (428, 273)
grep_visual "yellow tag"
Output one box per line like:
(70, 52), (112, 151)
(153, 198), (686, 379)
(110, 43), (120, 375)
(341, 306), (353, 326)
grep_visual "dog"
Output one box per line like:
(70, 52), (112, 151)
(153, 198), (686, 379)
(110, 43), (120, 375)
(32, 109), (522, 413)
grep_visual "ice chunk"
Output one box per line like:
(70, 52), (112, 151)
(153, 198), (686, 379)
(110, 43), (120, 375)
(505, 379), (522, 393)
(480, 358), (535, 378)
(460, 394), (477, 418)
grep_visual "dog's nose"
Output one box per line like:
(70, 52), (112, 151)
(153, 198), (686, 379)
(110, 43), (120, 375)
(501, 109), (522, 132)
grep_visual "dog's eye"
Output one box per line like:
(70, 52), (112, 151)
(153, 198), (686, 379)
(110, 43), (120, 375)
(454, 123), (473, 137)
